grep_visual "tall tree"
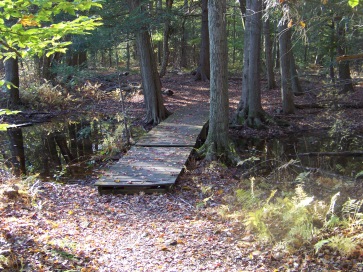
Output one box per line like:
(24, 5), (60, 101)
(336, 17), (354, 93)
(279, 20), (295, 114)
(263, 17), (277, 90)
(199, 0), (237, 163)
(159, 0), (174, 77)
(194, 0), (210, 81)
(180, 0), (190, 68)
(127, 0), (170, 124)
(234, 0), (265, 128)
(4, 57), (20, 107)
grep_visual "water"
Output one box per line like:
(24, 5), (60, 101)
(234, 133), (363, 178)
(0, 117), (142, 182)
(2, 117), (363, 185)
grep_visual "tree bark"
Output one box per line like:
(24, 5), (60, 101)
(159, 0), (173, 77)
(263, 17), (277, 90)
(194, 0), (210, 81)
(279, 21), (295, 114)
(5, 57), (20, 107)
(200, 0), (238, 164)
(7, 128), (26, 176)
(234, 0), (265, 128)
(285, 24), (302, 95)
(290, 49), (303, 95)
(55, 133), (75, 164)
(336, 19), (354, 93)
(179, 0), (189, 68)
(128, 0), (170, 124)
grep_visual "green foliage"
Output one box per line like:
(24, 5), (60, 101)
(0, 109), (21, 116)
(348, 0), (360, 8)
(244, 186), (325, 248)
(99, 123), (127, 156)
(0, 124), (10, 131)
(316, 196), (363, 257)
(342, 198), (363, 225)
(315, 235), (358, 256)
(0, 0), (103, 60)
(0, 109), (21, 130)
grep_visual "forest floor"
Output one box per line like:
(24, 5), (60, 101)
(1, 70), (363, 271)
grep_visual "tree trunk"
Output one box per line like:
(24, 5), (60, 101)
(180, 0), (189, 68)
(0, 58), (4, 72)
(235, 0), (250, 122)
(5, 57), (21, 107)
(200, 0), (237, 164)
(159, 0), (173, 77)
(35, 53), (61, 81)
(289, 48), (303, 95)
(128, 0), (170, 124)
(7, 128), (26, 176)
(279, 21), (295, 114)
(336, 19), (354, 93)
(194, 0), (210, 81)
(180, 18), (188, 68)
(263, 17), (276, 90)
(55, 133), (75, 164)
(234, 0), (265, 128)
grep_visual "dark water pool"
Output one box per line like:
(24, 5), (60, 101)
(1, 117), (363, 184)
(234, 132), (363, 178)
(0, 117), (143, 182)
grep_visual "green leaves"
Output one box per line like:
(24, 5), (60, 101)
(0, 109), (21, 116)
(348, 0), (359, 7)
(0, 0), (103, 59)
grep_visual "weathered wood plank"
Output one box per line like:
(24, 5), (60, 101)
(95, 104), (209, 194)
(95, 146), (191, 190)
(136, 105), (209, 147)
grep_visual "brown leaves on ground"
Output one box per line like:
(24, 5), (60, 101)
(2, 70), (363, 271)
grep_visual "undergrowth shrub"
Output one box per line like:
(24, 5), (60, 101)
(21, 81), (71, 110)
(244, 185), (327, 249)
(221, 175), (363, 256)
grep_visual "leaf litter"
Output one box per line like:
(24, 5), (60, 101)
(2, 72), (363, 271)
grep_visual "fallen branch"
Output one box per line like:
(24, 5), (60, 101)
(297, 151), (363, 157)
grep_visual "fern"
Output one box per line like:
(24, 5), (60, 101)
(244, 185), (328, 250)
(315, 235), (358, 256)
(235, 189), (258, 209)
(342, 198), (363, 222)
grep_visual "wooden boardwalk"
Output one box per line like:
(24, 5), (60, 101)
(95, 104), (209, 194)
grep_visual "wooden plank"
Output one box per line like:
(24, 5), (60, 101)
(95, 146), (191, 188)
(95, 104), (209, 194)
(136, 105), (209, 147)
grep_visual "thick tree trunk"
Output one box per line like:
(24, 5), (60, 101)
(194, 0), (210, 81)
(137, 31), (170, 124)
(129, 0), (170, 124)
(200, 0), (237, 164)
(263, 18), (277, 90)
(5, 57), (20, 107)
(235, 0), (250, 122)
(234, 0), (265, 128)
(159, 0), (173, 77)
(279, 21), (295, 114)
